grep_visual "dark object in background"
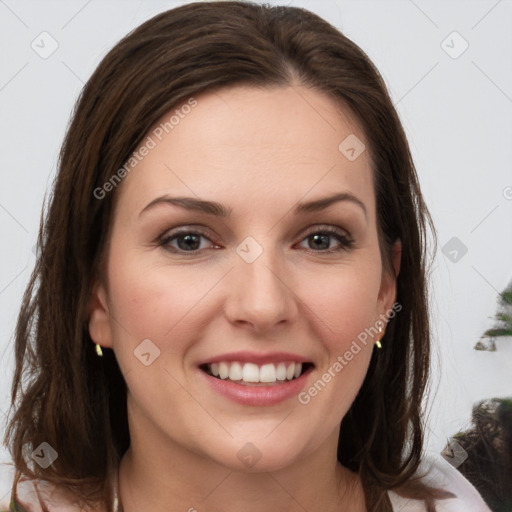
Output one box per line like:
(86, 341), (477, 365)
(449, 398), (512, 512)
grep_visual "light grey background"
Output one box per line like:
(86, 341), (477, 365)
(1, 0), (511, 499)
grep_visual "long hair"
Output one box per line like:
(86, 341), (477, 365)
(4, 2), (447, 510)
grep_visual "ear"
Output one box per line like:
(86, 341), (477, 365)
(88, 280), (113, 349)
(377, 239), (402, 316)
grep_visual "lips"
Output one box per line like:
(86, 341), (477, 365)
(197, 351), (314, 404)
(198, 351), (314, 383)
(200, 365), (314, 406)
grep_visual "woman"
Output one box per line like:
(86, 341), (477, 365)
(2, 2), (491, 511)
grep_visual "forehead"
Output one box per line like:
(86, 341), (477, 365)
(115, 85), (375, 219)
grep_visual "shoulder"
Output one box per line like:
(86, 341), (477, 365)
(387, 454), (492, 512)
(0, 475), (106, 512)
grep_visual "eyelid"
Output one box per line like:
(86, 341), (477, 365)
(301, 224), (351, 238)
(158, 224), (216, 241)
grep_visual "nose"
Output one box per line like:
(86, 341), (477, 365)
(223, 244), (298, 334)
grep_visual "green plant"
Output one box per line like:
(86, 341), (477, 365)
(476, 282), (512, 350)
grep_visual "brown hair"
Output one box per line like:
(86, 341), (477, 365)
(3, 2), (450, 510)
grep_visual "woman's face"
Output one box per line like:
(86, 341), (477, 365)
(89, 84), (400, 472)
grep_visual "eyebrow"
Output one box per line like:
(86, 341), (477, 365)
(139, 192), (367, 220)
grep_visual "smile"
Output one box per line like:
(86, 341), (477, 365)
(201, 361), (314, 385)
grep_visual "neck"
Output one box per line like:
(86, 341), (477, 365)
(117, 420), (365, 512)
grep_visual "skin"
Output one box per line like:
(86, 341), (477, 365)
(88, 84), (401, 512)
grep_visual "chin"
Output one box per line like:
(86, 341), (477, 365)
(203, 435), (313, 473)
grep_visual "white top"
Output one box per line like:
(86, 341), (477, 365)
(387, 455), (491, 511)
(0, 455), (491, 511)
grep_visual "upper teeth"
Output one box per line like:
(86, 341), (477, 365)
(208, 362), (303, 383)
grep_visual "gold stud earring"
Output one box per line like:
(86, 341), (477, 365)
(375, 326), (383, 349)
(95, 344), (103, 357)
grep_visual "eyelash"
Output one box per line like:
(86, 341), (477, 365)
(158, 226), (354, 255)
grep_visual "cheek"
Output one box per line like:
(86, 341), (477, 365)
(292, 264), (381, 438)
(105, 245), (223, 356)
(297, 260), (382, 347)
(104, 250), (216, 414)
(294, 261), (380, 405)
